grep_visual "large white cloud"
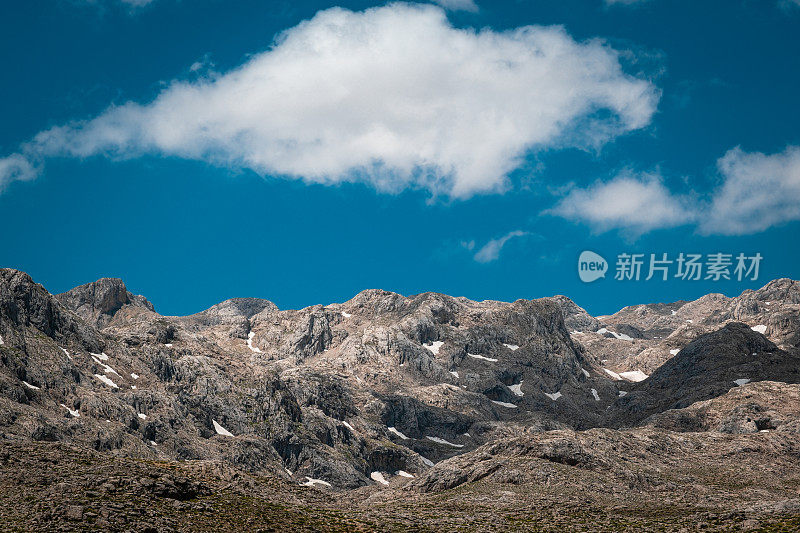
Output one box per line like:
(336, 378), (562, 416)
(549, 171), (696, 234)
(6, 3), (658, 198)
(701, 146), (800, 235)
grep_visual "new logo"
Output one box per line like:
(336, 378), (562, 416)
(578, 251), (607, 283)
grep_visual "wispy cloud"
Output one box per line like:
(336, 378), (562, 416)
(2, 4), (658, 198)
(473, 230), (528, 263)
(432, 0), (479, 12)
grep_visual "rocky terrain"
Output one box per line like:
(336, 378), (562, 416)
(1, 267), (799, 531)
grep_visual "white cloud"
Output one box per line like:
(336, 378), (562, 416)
(9, 3), (658, 198)
(701, 146), (800, 235)
(473, 230), (528, 263)
(549, 171), (695, 234)
(0, 154), (39, 192)
(432, 0), (479, 12)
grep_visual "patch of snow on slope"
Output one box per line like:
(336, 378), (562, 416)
(491, 400), (518, 408)
(301, 477), (331, 488)
(503, 343), (519, 351)
(734, 378), (751, 386)
(90, 352), (109, 361)
(468, 353), (498, 362)
(164, 343), (173, 347)
(60, 347), (72, 360)
(423, 341), (444, 354)
(94, 374), (119, 389)
(131, 373), (139, 380)
(388, 427), (409, 440)
(581, 368), (590, 378)
(604, 369), (622, 380)
(591, 388), (600, 401)
(426, 436), (464, 447)
(396, 470), (414, 478)
(138, 413), (147, 420)
(544, 391), (562, 401)
(620, 370), (648, 382)
(342, 421), (354, 432)
(618, 391), (628, 397)
(670, 349), (680, 355)
(671, 310), (677, 315)
(420, 456), (435, 467)
(0, 335), (3, 345)
(508, 381), (524, 397)
(92, 355), (120, 376)
(596, 328), (633, 341)
(212, 420), (234, 437)
(341, 311), (352, 318)
(449, 371), (459, 378)
(60, 404), (80, 417)
(246, 331), (262, 353)
(370, 472), (389, 486)
(751, 325), (767, 334)
(22, 381), (40, 390)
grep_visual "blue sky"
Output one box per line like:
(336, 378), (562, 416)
(1, 0), (799, 316)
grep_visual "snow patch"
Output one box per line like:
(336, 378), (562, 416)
(0, 335), (4, 345)
(138, 413), (147, 420)
(60, 347), (72, 360)
(603, 368), (622, 380)
(60, 404), (80, 417)
(426, 436), (464, 447)
(581, 368), (590, 378)
(670, 349), (680, 355)
(94, 374), (119, 389)
(341, 311), (352, 318)
(671, 310), (677, 316)
(620, 370), (649, 382)
(751, 325), (767, 334)
(449, 370), (459, 378)
(468, 353), (498, 363)
(591, 388), (600, 401)
(596, 328), (633, 341)
(420, 456), (435, 467)
(388, 426), (409, 440)
(396, 470), (414, 478)
(508, 381), (524, 397)
(131, 373), (139, 380)
(570, 330), (581, 335)
(92, 356), (120, 376)
(423, 341), (444, 354)
(90, 352), (109, 361)
(544, 391), (562, 401)
(370, 471), (389, 486)
(212, 420), (234, 437)
(342, 421), (354, 432)
(734, 378), (751, 386)
(502, 343), (519, 351)
(246, 331), (262, 353)
(618, 391), (628, 398)
(301, 477), (331, 488)
(22, 381), (40, 390)
(164, 343), (173, 347)
(491, 400), (518, 409)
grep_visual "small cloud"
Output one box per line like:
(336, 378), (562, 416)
(473, 230), (528, 263)
(700, 145), (800, 235)
(548, 171), (695, 235)
(0, 154), (40, 192)
(432, 0), (479, 12)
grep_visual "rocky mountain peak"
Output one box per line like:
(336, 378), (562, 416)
(56, 278), (154, 328)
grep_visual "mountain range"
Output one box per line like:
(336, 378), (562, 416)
(1, 268), (799, 531)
